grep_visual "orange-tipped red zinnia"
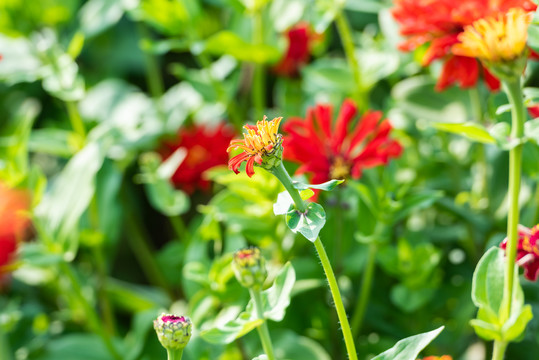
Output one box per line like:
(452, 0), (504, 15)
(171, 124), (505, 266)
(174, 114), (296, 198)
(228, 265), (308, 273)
(282, 99), (402, 185)
(392, 0), (536, 91)
(227, 116), (283, 177)
(160, 123), (236, 194)
(0, 183), (31, 276)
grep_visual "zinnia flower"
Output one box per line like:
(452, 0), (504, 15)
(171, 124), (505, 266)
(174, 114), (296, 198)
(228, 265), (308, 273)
(453, 8), (532, 78)
(500, 224), (539, 281)
(273, 22), (319, 77)
(282, 99), (402, 185)
(392, 0), (536, 91)
(0, 183), (31, 275)
(153, 313), (192, 351)
(227, 116), (283, 177)
(419, 357), (452, 360)
(160, 123), (235, 194)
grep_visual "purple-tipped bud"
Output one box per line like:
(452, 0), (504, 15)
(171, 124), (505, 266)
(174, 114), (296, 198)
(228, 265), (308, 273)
(232, 247), (267, 290)
(153, 313), (192, 350)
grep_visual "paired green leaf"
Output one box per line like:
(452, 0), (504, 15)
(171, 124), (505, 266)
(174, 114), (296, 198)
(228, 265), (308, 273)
(432, 122), (495, 144)
(292, 179), (344, 191)
(286, 203), (326, 242)
(371, 326), (444, 360)
(470, 247), (533, 342)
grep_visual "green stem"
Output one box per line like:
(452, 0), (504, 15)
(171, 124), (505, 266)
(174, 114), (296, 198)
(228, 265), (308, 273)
(270, 163), (306, 212)
(169, 215), (191, 244)
(351, 242), (377, 336)
(252, 9), (266, 119)
(166, 348), (184, 360)
(137, 23), (165, 98)
(314, 237), (358, 360)
(60, 262), (121, 360)
(500, 78), (525, 325)
(0, 331), (12, 360)
(270, 163), (357, 360)
(66, 101), (86, 138)
(250, 289), (276, 360)
(124, 210), (172, 295)
(335, 10), (364, 108)
(492, 340), (507, 360)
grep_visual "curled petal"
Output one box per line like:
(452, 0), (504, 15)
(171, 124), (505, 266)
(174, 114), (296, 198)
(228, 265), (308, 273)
(228, 152), (250, 174)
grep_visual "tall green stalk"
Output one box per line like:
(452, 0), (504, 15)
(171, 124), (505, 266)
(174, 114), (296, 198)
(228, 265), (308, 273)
(250, 289), (276, 360)
(166, 349), (184, 360)
(351, 242), (377, 336)
(270, 163), (358, 360)
(335, 10), (364, 109)
(137, 23), (165, 98)
(494, 78), (525, 359)
(252, 9), (266, 120)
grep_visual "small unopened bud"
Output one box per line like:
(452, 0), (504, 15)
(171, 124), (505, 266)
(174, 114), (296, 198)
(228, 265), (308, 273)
(153, 313), (192, 351)
(232, 247), (267, 290)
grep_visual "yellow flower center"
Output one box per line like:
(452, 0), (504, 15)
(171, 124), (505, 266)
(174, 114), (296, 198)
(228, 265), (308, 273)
(329, 157), (351, 179)
(243, 116), (282, 155)
(453, 8), (532, 63)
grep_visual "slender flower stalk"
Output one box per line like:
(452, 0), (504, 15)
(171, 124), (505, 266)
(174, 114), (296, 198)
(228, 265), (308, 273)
(232, 248), (275, 360)
(453, 8), (530, 359)
(250, 289), (276, 360)
(267, 165), (358, 360)
(351, 242), (377, 336)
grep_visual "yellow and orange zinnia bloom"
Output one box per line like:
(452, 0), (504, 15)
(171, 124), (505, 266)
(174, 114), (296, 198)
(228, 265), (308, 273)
(392, 0), (536, 91)
(227, 116), (283, 177)
(453, 8), (532, 64)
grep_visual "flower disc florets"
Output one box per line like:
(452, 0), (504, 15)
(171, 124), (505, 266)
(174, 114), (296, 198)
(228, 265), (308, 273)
(227, 116), (283, 177)
(232, 247), (267, 290)
(453, 8), (532, 79)
(153, 313), (192, 351)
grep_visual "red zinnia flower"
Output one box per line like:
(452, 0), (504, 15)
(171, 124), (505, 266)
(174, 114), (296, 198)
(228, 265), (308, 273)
(0, 183), (31, 275)
(282, 99), (402, 187)
(273, 22), (320, 77)
(500, 224), (539, 281)
(392, 0), (536, 91)
(160, 123), (235, 194)
(419, 357), (452, 360)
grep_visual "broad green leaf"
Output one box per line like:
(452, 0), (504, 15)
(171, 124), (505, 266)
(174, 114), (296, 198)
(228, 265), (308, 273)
(490, 122), (519, 150)
(432, 122), (495, 144)
(0, 34), (42, 84)
(371, 326), (444, 360)
(35, 142), (105, 257)
(251, 262), (295, 322)
(105, 279), (169, 312)
(292, 179), (344, 191)
(470, 318), (501, 341)
(471, 247), (505, 315)
(32, 334), (117, 360)
(502, 304), (533, 342)
(29, 128), (83, 157)
(285, 202), (326, 242)
(270, 329), (331, 360)
(525, 118), (539, 143)
(528, 9), (539, 53)
(252, 356), (268, 360)
(273, 191), (294, 216)
(200, 313), (263, 344)
(203, 31), (280, 64)
(79, 0), (126, 38)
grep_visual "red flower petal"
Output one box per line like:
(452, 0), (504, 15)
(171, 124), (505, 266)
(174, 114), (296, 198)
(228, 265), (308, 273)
(436, 56), (479, 91)
(228, 152), (250, 174)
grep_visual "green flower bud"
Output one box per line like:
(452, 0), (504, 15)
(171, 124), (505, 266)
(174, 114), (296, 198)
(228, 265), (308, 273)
(153, 313), (192, 351)
(232, 247), (267, 290)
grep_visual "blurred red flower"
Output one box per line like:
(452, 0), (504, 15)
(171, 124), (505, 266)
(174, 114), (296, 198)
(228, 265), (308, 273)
(274, 22), (320, 77)
(161, 123), (236, 194)
(500, 224), (539, 281)
(0, 183), (31, 274)
(419, 357), (452, 360)
(528, 104), (539, 119)
(282, 99), (402, 187)
(392, 0), (536, 91)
